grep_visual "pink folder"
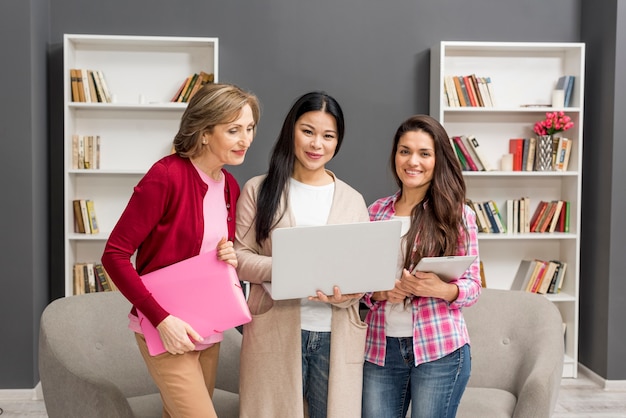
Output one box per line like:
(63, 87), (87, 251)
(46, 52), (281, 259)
(137, 249), (251, 356)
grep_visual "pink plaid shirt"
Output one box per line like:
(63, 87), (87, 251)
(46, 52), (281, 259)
(363, 191), (481, 366)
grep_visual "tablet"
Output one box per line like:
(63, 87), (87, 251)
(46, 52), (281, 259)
(265, 220), (402, 300)
(410, 255), (477, 282)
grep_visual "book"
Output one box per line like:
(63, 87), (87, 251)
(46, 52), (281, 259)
(84, 135), (92, 169)
(521, 196), (530, 233)
(86, 200), (99, 234)
(86, 70), (99, 103)
(526, 260), (547, 292)
(452, 136), (479, 171)
(74, 69), (86, 102)
(506, 199), (514, 233)
(453, 76), (468, 107)
(95, 135), (101, 169)
(466, 135), (496, 171)
(509, 138), (524, 171)
(521, 138), (530, 172)
(555, 261), (568, 292)
(78, 199), (91, 234)
(463, 75), (478, 106)
(70, 69), (81, 102)
(484, 77), (496, 107)
(478, 76), (493, 107)
(96, 70), (112, 103)
(556, 200), (568, 232)
(72, 199), (88, 233)
(529, 201), (549, 232)
(526, 137), (536, 171)
(546, 260), (563, 294)
(444, 75), (460, 107)
(462, 136), (484, 171)
(511, 259), (536, 291)
(535, 200), (556, 232)
(564, 201), (571, 233)
(467, 200), (489, 233)
(187, 71), (213, 101)
(91, 70), (107, 103)
(470, 74), (484, 107)
(80, 69), (92, 103)
(177, 74), (195, 103)
(71, 135), (79, 169)
(486, 200), (506, 233)
(537, 261), (559, 294)
(548, 200), (565, 233)
(94, 263), (111, 291)
(564, 76), (575, 107)
(475, 201), (493, 233)
(451, 139), (470, 170)
(84, 262), (96, 293)
(73, 263), (85, 294)
(478, 201), (498, 233)
(181, 73), (200, 103)
(170, 77), (188, 102)
(561, 139), (573, 171)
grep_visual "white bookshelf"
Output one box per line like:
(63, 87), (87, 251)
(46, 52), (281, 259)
(63, 34), (219, 296)
(430, 41), (584, 378)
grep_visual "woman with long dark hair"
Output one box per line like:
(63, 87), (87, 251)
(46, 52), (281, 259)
(362, 114), (481, 418)
(235, 91), (368, 418)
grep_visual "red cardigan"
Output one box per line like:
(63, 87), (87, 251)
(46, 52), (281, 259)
(101, 154), (240, 327)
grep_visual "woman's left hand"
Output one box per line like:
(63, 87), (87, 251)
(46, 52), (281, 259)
(216, 237), (238, 268)
(308, 286), (364, 304)
(399, 269), (459, 303)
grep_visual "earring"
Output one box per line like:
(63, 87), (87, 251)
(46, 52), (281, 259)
(202, 140), (208, 144)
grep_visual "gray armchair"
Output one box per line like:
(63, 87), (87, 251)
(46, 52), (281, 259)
(39, 291), (241, 418)
(457, 288), (564, 418)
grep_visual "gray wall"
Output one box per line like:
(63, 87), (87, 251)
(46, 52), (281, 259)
(3, 0), (624, 388)
(0, 0), (49, 388)
(580, 0), (626, 380)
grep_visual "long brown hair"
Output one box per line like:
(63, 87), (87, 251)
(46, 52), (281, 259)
(389, 115), (468, 269)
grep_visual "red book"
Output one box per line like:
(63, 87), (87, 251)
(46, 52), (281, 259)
(538, 201), (558, 233)
(509, 138), (524, 171)
(529, 201), (548, 232)
(530, 261), (548, 293)
(452, 136), (479, 171)
(557, 201), (567, 232)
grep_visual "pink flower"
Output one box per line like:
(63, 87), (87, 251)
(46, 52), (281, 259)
(533, 112), (575, 136)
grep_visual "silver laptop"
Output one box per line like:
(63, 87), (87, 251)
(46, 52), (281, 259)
(264, 220), (402, 300)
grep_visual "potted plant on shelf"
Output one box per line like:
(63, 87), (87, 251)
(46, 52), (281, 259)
(533, 112), (574, 171)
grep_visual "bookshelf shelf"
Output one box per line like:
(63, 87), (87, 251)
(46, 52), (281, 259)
(477, 233), (577, 240)
(431, 41), (584, 378)
(63, 34), (219, 297)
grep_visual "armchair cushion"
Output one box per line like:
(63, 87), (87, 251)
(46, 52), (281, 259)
(457, 288), (564, 418)
(39, 291), (241, 418)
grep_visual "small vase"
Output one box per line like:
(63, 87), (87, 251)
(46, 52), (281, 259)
(535, 135), (554, 171)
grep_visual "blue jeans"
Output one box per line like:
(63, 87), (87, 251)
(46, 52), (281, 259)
(302, 330), (331, 418)
(362, 337), (471, 418)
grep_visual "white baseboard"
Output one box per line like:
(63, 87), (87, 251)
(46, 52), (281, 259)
(578, 363), (626, 390)
(0, 381), (43, 401)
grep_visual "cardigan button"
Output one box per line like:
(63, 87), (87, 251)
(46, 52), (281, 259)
(227, 217), (232, 221)
(226, 203), (231, 208)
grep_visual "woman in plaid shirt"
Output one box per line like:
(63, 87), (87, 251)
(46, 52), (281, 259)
(361, 115), (481, 418)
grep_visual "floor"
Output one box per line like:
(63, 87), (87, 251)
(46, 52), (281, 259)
(0, 373), (625, 417)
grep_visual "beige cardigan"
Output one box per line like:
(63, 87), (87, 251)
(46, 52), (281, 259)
(235, 173), (369, 418)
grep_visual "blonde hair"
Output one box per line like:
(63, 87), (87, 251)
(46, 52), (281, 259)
(173, 83), (261, 158)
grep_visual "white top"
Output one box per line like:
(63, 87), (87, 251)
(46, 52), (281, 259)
(385, 216), (414, 337)
(288, 177), (335, 332)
